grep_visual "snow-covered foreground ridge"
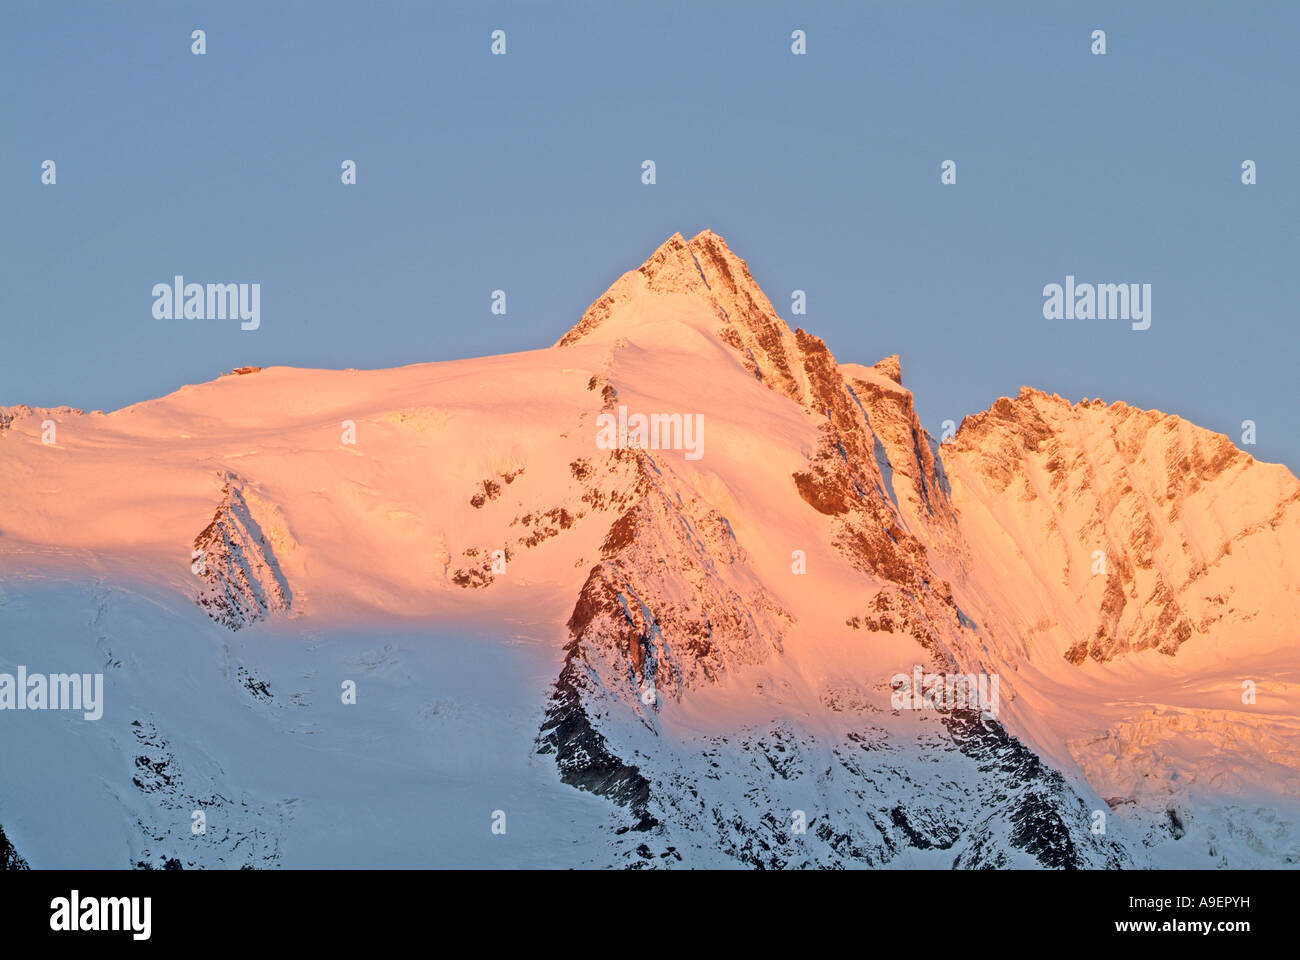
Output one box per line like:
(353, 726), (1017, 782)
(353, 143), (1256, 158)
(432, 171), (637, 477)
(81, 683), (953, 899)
(1, 230), (1297, 868)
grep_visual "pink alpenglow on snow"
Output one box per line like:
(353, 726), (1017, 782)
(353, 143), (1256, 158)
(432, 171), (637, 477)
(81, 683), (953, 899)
(1, 231), (1296, 869)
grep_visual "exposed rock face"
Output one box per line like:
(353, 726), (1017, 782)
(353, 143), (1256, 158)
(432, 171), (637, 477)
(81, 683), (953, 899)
(562, 232), (964, 626)
(559, 230), (814, 407)
(7, 227), (1291, 869)
(0, 824), (29, 870)
(537, 444), (793, 826)
(567, 233), (975, 661)
(538, 232), (1141, 867)
(127, 717), (282, 869)
(540, 645), (1129, 868)
(943, 710), (1126, 869)
(872, 354), (902, 385)
(943, 388), (1300, 664)
(567, 464), (787, 700)
(193, 475), (293, 631)
(843, 359), (955, 536)
(781, 335), (970, 676)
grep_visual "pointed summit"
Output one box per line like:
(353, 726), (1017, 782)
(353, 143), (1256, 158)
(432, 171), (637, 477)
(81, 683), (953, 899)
(557, 230), (812, 406)
(557, 230), (776, 331)
(628, 231), (712, 296)
(556, 232), (705, 347)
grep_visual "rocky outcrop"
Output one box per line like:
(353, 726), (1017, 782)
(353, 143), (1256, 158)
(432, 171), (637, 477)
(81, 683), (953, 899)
(558, 230), (814, 407)
(944, 388), (1300, 663)
(843, 357), (955, 535)
(0, 824), (29, 870)
(192, 475), (293, 631)
(537, 444), (792, 825)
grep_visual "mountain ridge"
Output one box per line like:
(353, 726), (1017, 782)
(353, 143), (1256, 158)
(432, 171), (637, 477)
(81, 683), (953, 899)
(1, 230), (1296, 868)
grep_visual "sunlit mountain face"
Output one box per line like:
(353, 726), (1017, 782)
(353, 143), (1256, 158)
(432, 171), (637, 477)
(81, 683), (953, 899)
(2, 232), (1297, 869)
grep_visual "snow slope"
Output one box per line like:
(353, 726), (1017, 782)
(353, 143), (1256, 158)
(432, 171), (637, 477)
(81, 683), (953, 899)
(1, 230), (1295, 868)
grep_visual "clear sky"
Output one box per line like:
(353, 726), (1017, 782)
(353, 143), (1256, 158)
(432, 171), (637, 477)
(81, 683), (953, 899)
(3, 1), (1297, 469)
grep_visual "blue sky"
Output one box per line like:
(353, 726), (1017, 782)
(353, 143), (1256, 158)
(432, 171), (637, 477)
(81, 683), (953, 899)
(3, 1), (1297, 468)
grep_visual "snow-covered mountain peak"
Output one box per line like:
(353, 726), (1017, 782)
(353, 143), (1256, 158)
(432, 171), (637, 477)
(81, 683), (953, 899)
(557, 230), (816, 407)
(943, 384), (1298, 669)
(2, 232), (1297, 870)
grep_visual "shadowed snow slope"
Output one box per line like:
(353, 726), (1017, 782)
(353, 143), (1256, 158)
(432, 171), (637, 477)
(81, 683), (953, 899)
(1, 230), (1296, 868)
